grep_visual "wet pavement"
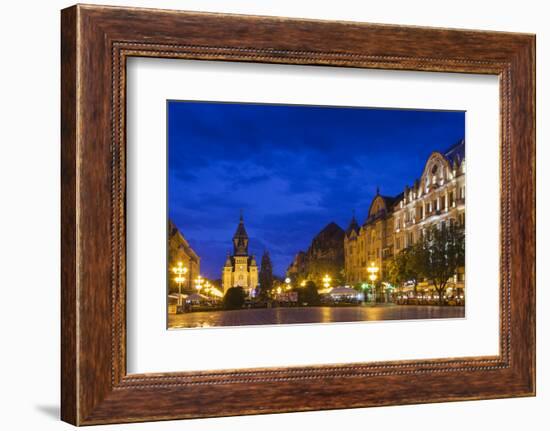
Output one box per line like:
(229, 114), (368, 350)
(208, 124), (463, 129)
(168, 304), (465, 329)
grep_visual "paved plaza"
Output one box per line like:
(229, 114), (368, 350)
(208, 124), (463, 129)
(168, 304), (465, 329)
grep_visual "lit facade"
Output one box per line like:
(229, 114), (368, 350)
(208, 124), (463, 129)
(344, 192), (398, 285)
(344, 139), (466, 295)
(222, 214), (258, 296)
(168, 220), (200, 293)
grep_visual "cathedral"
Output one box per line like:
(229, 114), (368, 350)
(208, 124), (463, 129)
(222, 214), (258, 296)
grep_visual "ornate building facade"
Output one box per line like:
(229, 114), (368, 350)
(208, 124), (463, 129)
(222, 214), (258, 296)
(393, 139), (466, 255)
(168, 220), (200, 293)
(344, 139), (466, 295)
(344, 192), (399, 285)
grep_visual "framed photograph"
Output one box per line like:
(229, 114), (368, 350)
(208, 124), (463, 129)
(61, 4), (535, 425)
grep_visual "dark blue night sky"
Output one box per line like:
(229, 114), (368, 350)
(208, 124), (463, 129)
(168, 101), (464, 280)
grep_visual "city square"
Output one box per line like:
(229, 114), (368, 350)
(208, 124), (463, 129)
(167, 101), (465, 328)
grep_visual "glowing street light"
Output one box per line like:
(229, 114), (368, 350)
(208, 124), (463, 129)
(208, 286), (223, 298)
(285, 277), (291, 290)
(195, 275), (204, 292)
(172, 262), (188, 307)
(367, 261), (379, 282)
(322, 274), (332, 289)
(367, 262), (380, 303)
(300, 280), (306, 287)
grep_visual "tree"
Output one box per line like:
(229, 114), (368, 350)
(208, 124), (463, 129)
(417, 223), (465, 304)
(303, 281), (320, 306)
(223, 287), (246, 310)
(293, 280), (320, 306)
(258, 250), (274, 299)
(387, 243), (424, 295)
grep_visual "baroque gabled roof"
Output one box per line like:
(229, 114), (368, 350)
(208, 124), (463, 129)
(378, 194), (401, 210)
(443, 138), (465, 166)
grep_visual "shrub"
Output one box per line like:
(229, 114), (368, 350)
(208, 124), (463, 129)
(293, 280), (320, 306)
(223, 287), (246, 310)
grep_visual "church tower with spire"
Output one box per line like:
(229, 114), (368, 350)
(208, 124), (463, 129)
(222, 213), (258, 296)
(232, 212), (249, 256)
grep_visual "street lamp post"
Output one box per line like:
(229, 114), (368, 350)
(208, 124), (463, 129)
(285, 277), (291, 291)
(203, 281), (211, 298)
(367, 261), (379, 303)
(172, 261), (188, 310)
(322, 274), (332, 290)
(361, 283), (369, 304)
(195, 275), (204, 293)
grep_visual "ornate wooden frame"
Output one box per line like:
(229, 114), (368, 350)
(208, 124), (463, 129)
(61, 4), (535, 425)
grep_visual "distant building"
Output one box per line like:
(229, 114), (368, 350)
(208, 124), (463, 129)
(286, 222), (345, 286)
(287, 251), (307, 279)
(168, 220), (200, 293)
(222, 214), (258, 296)
(344, 139), (466, 295)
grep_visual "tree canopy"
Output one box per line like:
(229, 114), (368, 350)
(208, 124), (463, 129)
(293, 280), (320, 306)
(417, 223), (465, 303)
(387, 242), (424, 294)
(388, 222), (464, 303)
